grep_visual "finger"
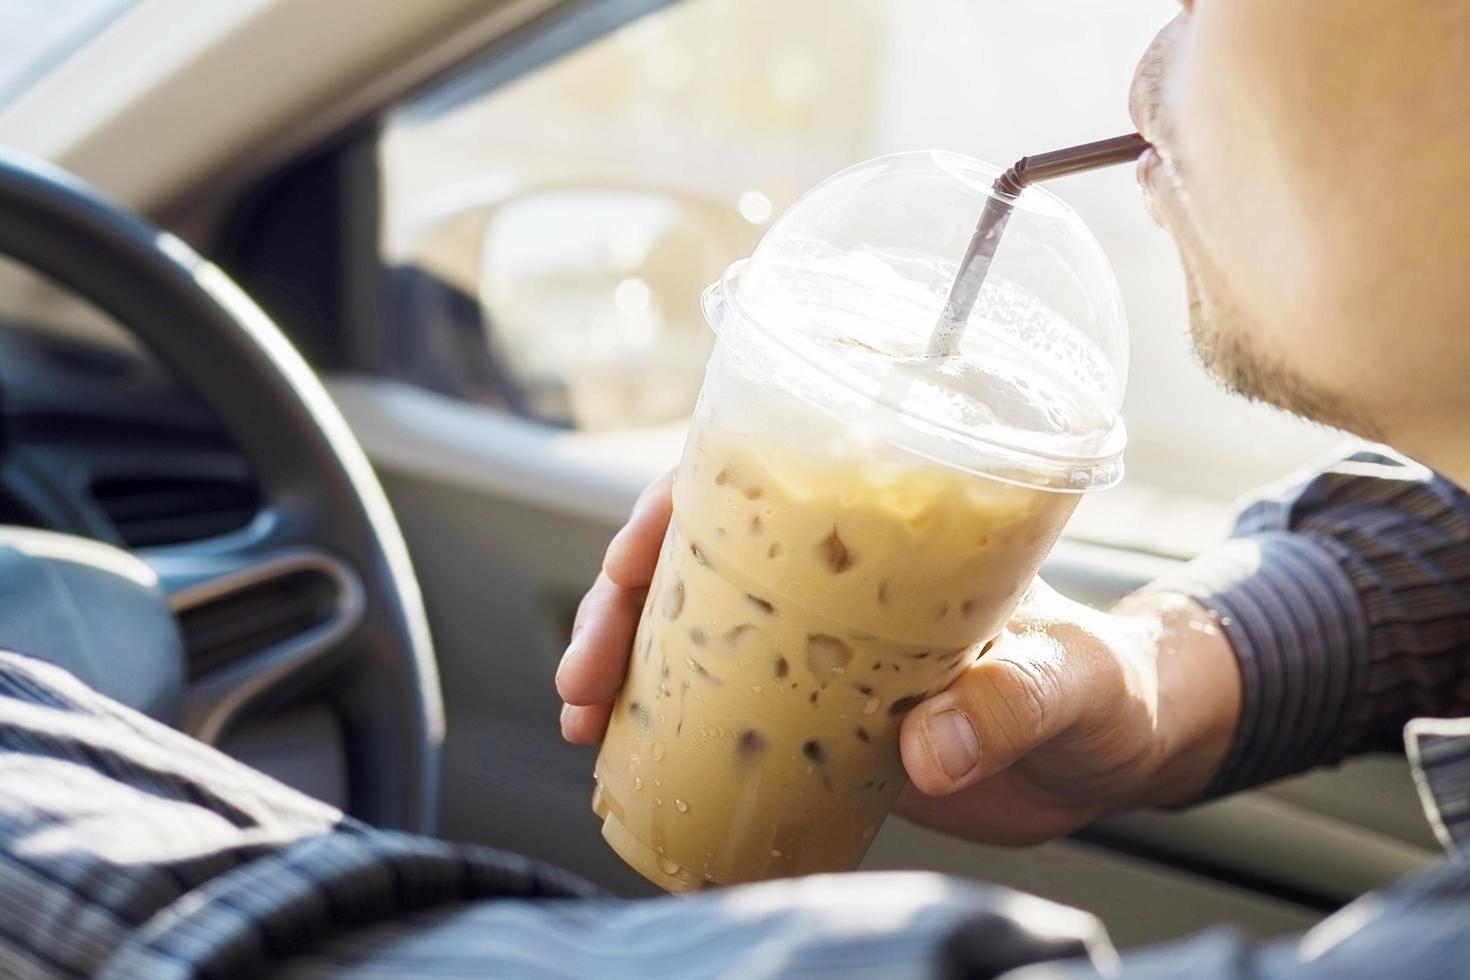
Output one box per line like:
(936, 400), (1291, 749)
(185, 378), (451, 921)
(604, 470), (676, 590)
(561, 702), (613, 745)
(556, 573), (643, 705)
(892, 775), (1095, 846)
(899, 629), (1091, 796)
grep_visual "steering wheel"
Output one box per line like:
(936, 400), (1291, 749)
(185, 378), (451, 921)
(0, 149), (442, 833)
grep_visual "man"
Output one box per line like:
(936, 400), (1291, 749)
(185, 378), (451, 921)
(558, 0), (1470, 971)
(569, 0), (1470, 846)
(3, 2), (1466, 977)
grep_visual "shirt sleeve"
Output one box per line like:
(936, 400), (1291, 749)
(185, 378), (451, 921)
(1145, 447), (1470, 797)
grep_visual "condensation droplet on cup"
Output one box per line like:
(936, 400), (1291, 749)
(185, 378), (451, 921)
(655, 778), (662, 788)
(633, 777), (643, 791)
(769, 849), (782, 858)
(652, 742), (666, 762)
(659, 857), (682, 875)
(862, 698), (879, 715)
(675, 798), (689, 813)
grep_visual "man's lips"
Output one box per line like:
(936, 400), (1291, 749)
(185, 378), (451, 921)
(1136, 146), (1175, 227)
(1129, 86), (1169, 162)
(1128, 14), (1179, 168)
(1137, 146), (1161, 184)
(1130, 15), (1188, 229)
(1129, 83), (1176, 208)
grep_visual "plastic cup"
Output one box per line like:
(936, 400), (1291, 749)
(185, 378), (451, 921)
(592, 151), (1129, 891)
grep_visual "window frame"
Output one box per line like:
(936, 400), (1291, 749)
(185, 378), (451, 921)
(206, 0), (688, 378)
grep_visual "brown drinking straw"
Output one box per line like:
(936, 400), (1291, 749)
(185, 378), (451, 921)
(926, 133), (1151, 357)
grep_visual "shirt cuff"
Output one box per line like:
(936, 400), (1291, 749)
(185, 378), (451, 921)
(1144, 531), (1373, 798)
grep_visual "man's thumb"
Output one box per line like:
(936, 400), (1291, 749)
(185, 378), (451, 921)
(899, 630), (1087, 796)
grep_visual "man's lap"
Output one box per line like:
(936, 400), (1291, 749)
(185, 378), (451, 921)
(0, 651), (1104, 979)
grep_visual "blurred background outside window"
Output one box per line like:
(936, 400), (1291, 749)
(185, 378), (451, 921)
(379, 0), (1341, 558)
(5, 0), (1344, 561)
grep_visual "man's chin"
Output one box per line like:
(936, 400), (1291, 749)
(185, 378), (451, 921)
(1153, 190), (1380, 439)
(1182, 273), (1377, 440)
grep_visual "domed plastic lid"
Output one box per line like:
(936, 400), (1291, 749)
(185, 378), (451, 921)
(702, 150), (1128, 492)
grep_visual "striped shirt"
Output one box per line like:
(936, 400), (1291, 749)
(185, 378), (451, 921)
(1154, 448), (1470, 851)
(0, 448), (1466, 978)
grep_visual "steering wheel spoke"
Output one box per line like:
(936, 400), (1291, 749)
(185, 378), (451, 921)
(0, 147), (440, 832)
(144, 524), (367, 745)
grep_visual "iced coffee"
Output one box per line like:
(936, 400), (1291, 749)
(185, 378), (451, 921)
(590, 149), (1129, 891)
(594, 407), (1074, 889)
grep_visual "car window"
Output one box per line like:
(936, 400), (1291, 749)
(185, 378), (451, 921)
(379, 0), (1341, 557)
(0, 0), (135, 107)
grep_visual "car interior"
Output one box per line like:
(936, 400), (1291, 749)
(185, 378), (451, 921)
(0, 0), (1443, 954)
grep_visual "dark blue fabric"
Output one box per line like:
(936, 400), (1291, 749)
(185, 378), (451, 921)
(0, 652), (1103, 979)
(1036, 858), (1470, 980)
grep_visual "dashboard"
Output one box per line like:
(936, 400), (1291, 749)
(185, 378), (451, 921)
(0, 321), (258, 550)
(0, 317), (350, 806)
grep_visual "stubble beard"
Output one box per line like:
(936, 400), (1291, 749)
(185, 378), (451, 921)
(1168, 231), (1381, 442)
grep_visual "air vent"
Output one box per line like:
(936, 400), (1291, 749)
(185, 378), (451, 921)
(179, 568), (339, 678)
(92, 476), (261, 547)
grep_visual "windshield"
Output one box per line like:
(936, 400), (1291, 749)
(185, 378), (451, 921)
(0, 0), (135, 107)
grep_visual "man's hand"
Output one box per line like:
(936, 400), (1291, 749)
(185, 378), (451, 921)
(891, 582), (1241, 843)
(557, 474), (1242, 845)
